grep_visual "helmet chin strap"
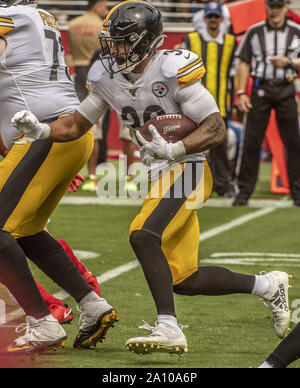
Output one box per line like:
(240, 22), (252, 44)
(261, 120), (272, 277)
(119, 61), (138, 74)
(119, 34), (165, 75)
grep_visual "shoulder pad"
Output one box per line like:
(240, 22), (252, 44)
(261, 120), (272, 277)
(88, 60), (107, 83)
(87, 59), (110, 92)
(160, 49), (206, 88)
(0, 7), (15, 36)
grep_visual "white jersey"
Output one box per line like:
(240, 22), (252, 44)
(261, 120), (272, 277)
(0, 5), (79, 149)
(78, 49), (220, 180)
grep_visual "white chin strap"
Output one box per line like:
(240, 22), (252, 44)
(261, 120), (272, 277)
(119, 61), (138, 74)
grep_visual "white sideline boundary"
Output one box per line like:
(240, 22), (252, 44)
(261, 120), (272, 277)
(60, 196), (295, 208)
(4, 206), (276, 323)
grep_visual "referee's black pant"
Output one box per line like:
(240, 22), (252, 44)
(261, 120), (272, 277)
(235, 82), (300, 203)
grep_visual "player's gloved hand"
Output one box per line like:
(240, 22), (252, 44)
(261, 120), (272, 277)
(11, 110), (51, 140)
(68, 173), (85, 193)
(136, 124), (186, 160)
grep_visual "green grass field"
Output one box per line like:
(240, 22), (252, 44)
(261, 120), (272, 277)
(1, 161), (300, 369)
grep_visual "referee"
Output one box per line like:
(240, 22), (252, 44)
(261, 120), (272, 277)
(233, 0), (300, 206)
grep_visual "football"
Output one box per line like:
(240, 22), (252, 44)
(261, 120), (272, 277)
(138, 114), (198, 144)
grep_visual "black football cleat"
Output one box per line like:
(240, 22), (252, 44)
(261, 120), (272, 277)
(73, 299), (118, 349)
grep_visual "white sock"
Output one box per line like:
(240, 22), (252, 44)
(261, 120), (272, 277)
(251, 274), (270, 297)
(157, 314), (178, 328)
(79, 291), (102, 306)
(258, 361), (273, 368)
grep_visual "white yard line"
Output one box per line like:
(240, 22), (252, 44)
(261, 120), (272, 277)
(4, 206), (276, 323)
(60, 197), (143, 206)
(211, 252), (300, 257)
(53, 260), (140, 301)
(200, 207), (275, 241)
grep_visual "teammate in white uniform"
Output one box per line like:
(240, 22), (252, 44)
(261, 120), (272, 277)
(0, 1), (78, 149)
(13, 1), (291, 356)
(0, 0), (117, 356)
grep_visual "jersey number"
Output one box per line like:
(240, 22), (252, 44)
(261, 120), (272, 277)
(44, 30), (71, 82)
(121, 105), (166, 129)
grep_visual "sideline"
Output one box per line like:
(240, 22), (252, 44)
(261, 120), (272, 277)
(60, 196), (294, 208)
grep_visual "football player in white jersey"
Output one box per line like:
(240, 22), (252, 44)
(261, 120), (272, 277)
(13, 1), (291, 356)
(0, 0), (117, 355)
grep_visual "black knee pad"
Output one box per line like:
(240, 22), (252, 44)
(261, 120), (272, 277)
(130, 230), (160, 252)
(0, 230), (34, 288)
(17, 230), (60, 258)
(17, 230), (77, 283)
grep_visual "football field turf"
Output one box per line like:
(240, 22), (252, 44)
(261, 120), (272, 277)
(1, 162), (300, 368)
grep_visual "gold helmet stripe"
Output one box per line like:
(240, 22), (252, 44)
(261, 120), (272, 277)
(103, 0), (138, 31)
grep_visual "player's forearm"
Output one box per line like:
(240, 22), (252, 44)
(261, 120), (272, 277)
(182, 112), (226, 154)
(47, 112), (92, 142)
(237, 61), (250, 92)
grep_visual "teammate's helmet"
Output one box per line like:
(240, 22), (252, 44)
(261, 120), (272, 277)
(99, 1), (164, 76)
(0, 0), (38, 6)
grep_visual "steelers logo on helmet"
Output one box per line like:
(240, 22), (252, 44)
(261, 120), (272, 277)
(99, 1), (164, 77)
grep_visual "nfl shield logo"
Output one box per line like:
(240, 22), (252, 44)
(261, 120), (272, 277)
(129, 88), (138, 97)
(152, 82), (168, 97)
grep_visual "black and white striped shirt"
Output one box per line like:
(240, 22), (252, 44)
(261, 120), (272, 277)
(236, 19), (300, 81)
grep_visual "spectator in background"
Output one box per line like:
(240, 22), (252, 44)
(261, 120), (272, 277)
(68, 0), (107, 101)
(182, 2), (237, 197)
(192, 0), (232, 34)
(233, 0), (300, 207)
(68, 0), (108, 191)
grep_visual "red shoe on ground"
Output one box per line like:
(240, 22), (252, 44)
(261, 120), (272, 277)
(49, 303), (74, 324)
